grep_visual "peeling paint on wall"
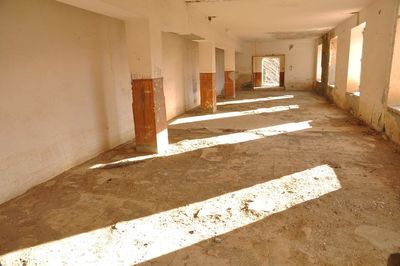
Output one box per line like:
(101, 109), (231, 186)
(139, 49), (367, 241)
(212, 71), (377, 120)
(385, 110), (400, 144)
(318, 0), (400, 144)
(264, 29), (330, 40)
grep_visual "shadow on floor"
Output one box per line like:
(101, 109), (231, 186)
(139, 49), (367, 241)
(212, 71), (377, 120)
(0, 90), (399, 265)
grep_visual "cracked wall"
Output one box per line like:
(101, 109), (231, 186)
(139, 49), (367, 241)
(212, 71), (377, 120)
(317, 0), (400, 144)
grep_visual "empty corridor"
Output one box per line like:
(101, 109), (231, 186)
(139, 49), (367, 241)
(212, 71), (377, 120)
(0, 90), (399, 265)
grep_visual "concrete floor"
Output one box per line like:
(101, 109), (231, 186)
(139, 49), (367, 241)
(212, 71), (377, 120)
(1, 90), (400, 265)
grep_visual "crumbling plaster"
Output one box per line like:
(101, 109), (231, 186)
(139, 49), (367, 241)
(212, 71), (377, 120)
(318, 0), (400, 143)
(386, 109), (400, 144)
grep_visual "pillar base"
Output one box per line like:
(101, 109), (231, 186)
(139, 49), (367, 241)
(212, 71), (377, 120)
(135, 145), (158, 153)
(200, 73), (217, 113)
(253, 72), (262, 87)
(132, 78), (168, 154)
(136, 145), (164, 154)
(280, 72), (285, 87)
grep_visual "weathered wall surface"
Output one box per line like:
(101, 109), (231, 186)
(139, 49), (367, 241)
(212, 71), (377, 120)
(357, 0), (398, 130)
(215, 48), (225, 96)
(183, 41), (201, 111)
(236, 48), (253, 89)
(386, 17), (400, 145)
(236, 39), (317, 90)
(0, 0), (132, 203)
(386, 110), (400, 144)
(319, 0), (400, 144)
(388, 19), (400, 106)
(323, 17), (356, 107)
(162, 32), (200, 120)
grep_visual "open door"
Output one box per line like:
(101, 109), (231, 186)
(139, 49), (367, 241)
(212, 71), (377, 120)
(252, 55), (285, 89)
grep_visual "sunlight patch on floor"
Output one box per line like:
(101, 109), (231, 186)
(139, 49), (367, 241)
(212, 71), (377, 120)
(217, 95), (294, 106)
(0, 165), (341, 265)
(90, 120), (312, 169)
(169, 105), (299, 125)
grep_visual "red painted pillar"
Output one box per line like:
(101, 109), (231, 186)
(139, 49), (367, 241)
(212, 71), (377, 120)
(131, 78), (167, 153)
(224, 49), (236, 98)
(199, 42), (217, 113)
(254, 72), (262, 87)
(200, 73), (217, 113)
(126, 18), (168, 153)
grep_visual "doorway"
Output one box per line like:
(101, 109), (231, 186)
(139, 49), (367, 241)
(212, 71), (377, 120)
(262, 57), (280, 88)
(252, 55), (285, 89)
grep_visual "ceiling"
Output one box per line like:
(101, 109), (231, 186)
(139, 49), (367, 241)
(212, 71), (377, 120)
(185, 0), (376, 41)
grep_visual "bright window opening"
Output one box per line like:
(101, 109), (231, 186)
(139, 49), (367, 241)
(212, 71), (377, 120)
(262, 57), (281, 88)
(347, 22), (366, 94)
(328, 36), (338, 86)
(388, 18), (400, 109)
(316, 44), (322, 82)
(252, 56), (284, 89)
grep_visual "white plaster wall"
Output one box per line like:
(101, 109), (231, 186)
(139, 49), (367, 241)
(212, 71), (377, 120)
(125, 18), (163, 79)
(161, 1), (242, 52)
(329, 16), (356, 108)
(162, 33), (200, 120)
(347, 23), (366, 93)
(316, 44), (323, 82)
(386, 19), (400, 144)
(357, 0), (399, 129)
(162, 33), (186, 120)
(236, 43), (253, 74)
(199, 42), (216, 73)
(183, 40), (201, 111)
(388, 19), (400, 106)
(328, 37), (338, 86)
(327, 0), (399, 131)
(385, 111), (400, 144)
(0, 0), (132, 204)
(215, 48), (225, 96)
(235, 43), (253, 89)
(237, 39), (316, 90)
(224, 49), (236, 71)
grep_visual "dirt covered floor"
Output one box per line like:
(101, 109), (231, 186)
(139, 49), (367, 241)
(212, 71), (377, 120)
(0, 90), (400, 265)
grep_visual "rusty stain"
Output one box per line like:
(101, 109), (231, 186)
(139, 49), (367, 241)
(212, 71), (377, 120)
(253, 72), (262, 87)
(264, 29), (329, 40)
(131, 78), (168, 153)
(200, 73), (217, 113)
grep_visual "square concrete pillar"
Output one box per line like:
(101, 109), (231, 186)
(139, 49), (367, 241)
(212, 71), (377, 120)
(224, 71), (236, 99)
(126, 18), (168, 153)
(200, 73), (217, 113)
(254, 73), (262, 87)
(199, 41), (217, 113)
(131, 78), (168, 153)
(253, 56), (262, 87)
(224, 49), (236, 98)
